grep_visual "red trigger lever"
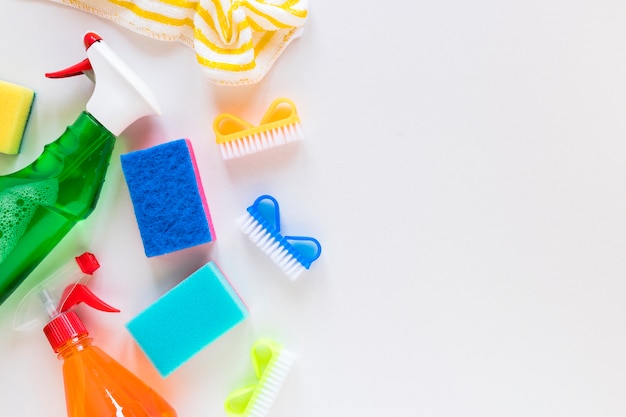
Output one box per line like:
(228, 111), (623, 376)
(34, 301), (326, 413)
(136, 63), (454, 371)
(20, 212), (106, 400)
(45, 59), (93, 79)
(44, 32), (103, 79)
(58, 284), (120, 314)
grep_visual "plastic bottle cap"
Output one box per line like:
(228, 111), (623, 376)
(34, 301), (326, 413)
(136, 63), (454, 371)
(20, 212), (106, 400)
(84, 32), (102, 49)
(43, 311), (88, 352)
(75, 252), (100, 275)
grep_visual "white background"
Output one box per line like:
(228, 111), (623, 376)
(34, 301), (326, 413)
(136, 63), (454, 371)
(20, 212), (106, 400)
(1, 1), (626, 416)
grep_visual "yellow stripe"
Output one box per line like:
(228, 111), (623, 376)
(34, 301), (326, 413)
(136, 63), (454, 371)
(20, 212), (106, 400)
(194, 3), (218, 34)
(253, 31), (274, 58)
(103, 0), (305, 40)
(246, 16), (264, 32)
(108, 0), (189, 26)
(108, 0), (254, 55)
(200, 20), (252, 53)
(159, 0), (216, 32)
(108, 0), (220, 36)
(244, 2), (291, 29)
(194, 26), (253, 55)
(158, 0), (197, 7)
(196, 54), (257, 71)
(252, 28), (296, 58)
(159, 0), (308, 20)
(72, 0), (306, 73)
(253, 0), (308, 19)
(209, 0), (235, 43)
(286, 7), (307, 19)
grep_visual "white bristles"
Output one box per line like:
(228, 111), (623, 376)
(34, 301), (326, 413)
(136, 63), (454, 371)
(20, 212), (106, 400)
(220, 122), (304, 160)
(238, 213), (306, 280)
(248, 348), (297, 417)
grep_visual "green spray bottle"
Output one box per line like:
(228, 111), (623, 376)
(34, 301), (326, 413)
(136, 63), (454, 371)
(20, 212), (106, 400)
(0, 32), (161, 304)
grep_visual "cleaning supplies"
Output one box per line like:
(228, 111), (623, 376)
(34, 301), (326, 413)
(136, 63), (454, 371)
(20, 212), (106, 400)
(214, 98), (304, 160)
(238, 194), (321, 280)
(120, 139), (216, 257)
(0, 79), (35, 154)
(126, 261), (248, 377)
(44, 0), (310, 85)
(0, 31), (161, 305)
(225, 338), (296, 417)
(42, 282), (177, 417)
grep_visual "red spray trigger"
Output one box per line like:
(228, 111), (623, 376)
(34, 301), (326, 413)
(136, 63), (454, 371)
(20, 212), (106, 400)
(43, 264), (119, 352)
(44, 33), (103, 79)
(45, 58), (92, 79)
(57, 284), (120, 314)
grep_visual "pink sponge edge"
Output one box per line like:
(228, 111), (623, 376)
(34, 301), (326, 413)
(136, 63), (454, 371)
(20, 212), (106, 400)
(185, 138), (216, 240)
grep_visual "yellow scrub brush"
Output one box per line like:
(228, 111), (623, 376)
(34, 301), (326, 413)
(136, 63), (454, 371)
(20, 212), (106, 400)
(213, 98), (304, 160)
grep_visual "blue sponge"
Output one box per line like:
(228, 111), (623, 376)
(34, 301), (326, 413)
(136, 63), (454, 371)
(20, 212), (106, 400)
(126, 262), (248, 377)
(120, 139), (216, 257)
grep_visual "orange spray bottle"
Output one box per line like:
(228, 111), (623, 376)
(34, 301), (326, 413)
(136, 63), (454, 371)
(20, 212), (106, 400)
(39, 256), (177, 417)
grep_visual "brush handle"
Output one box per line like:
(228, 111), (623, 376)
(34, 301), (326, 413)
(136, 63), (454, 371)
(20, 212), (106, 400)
(283, 235), (322, 265)
(251, 338), (282, 378)
(248, 194), (282, 233)
(258, 98), (298, 125)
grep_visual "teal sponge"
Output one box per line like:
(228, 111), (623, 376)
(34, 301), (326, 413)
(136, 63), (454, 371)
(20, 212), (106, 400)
(126, 262), (248, 377)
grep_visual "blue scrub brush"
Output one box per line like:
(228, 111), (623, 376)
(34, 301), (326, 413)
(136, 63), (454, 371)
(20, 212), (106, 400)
(237, 195), (321, 281)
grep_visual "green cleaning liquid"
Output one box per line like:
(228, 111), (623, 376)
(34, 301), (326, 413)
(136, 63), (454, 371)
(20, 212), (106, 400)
(0, 112), (115, 304)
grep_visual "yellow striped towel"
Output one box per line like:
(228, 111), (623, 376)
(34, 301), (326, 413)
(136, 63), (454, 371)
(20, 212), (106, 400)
(47, 0), (309, 85)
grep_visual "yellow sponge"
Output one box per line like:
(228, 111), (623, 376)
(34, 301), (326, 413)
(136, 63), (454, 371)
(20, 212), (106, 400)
(0, 80), (35, 155)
